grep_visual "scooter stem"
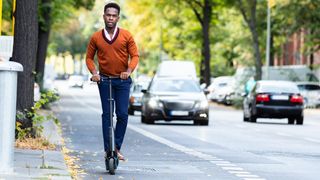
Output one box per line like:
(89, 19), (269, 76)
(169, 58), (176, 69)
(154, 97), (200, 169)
(108, 78), (115, 154)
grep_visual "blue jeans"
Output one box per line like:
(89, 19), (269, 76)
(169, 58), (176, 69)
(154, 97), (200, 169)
(98, 76), (132, 152)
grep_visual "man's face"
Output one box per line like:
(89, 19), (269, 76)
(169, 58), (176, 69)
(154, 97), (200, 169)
(103, 8), (119, 29)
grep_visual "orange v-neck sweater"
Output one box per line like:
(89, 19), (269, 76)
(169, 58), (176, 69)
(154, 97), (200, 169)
(86, 28), (139, 76)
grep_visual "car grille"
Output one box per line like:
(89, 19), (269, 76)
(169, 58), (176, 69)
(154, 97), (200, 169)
(163, 101), (195, 110)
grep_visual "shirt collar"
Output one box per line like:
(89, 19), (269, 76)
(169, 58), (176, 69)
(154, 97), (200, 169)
(104, 25), (118, 41)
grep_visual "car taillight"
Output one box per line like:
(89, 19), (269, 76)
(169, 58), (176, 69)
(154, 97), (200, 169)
(290, 95), (303, 104)
(256, 94), (270, 103)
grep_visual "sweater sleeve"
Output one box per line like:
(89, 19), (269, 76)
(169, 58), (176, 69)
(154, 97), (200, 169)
(86, 35), (97, 74)
(127, 35), (139, 72)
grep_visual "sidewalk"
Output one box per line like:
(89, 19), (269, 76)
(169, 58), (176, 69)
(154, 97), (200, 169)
(0, 113), (72, 180)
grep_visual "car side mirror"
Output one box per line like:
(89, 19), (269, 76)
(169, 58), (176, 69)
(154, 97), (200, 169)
(141, 89), (148, 93)
(241, 92), (247, 97)
(200, 83), (207, 90)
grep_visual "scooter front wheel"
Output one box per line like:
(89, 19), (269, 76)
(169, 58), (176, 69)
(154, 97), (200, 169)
(108, 158), (115, 175)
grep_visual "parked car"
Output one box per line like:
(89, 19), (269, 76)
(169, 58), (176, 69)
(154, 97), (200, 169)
(207, 76), (234, 104)
(128, 80), (150, 115)
(243, 80), (304, 125)
(141, 77), (209, 125)
(296, 82), (320, 108)
(68, 75), (85, 88)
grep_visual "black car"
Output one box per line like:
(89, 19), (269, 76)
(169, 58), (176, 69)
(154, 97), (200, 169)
(128, 80), (150, 115)
(243, 80), (304, 124)
(141, 77), (209, 125)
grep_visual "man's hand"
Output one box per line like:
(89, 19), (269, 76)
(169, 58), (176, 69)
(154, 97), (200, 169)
(91, 74), (100, 82)
(120, 69), (131, 79)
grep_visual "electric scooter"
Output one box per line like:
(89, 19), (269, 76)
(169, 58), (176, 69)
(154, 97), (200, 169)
(104, 77), (119, 175)
(92, 76), (119, 174)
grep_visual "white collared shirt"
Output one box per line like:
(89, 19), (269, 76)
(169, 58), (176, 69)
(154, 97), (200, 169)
(104, 25), (118, 41)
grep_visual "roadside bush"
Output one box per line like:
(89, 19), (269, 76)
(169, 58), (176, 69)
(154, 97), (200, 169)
(232, 96), (244, 109)
(15, 90), (59, 140)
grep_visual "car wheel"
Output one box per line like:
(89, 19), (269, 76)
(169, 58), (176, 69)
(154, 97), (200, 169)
(194, 120), (209, 126)
(249, 106), (257, 123)
(141, 115), (146, 123)
(288, 118), (295, 124)
(296, 116), (304, 125)
(142, 115), (154, 124)
(249, 115), (256, 123)
(243, 112), (249, 122)
(128, 107), (134, 115)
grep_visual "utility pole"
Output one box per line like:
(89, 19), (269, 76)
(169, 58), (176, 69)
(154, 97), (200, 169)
(0, 0), (2, 35)
(12, 0), (16, 35)
(266, 0), (275, 80)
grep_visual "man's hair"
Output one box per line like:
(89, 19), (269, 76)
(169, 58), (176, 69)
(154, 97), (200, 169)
(104, 2), (120, 15)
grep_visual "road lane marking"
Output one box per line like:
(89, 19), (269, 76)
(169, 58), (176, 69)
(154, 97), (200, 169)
(229, 171), (251, 174)
(304, 138), (320, 143)
(128, 124), (265, 180)
(276, 132), (292, 137)
(69, 92), (265, 179)
(210, 160), (230, 163)
(222, 167), (244, 171)
(236, 174), (259, 178)
(216, 163), (237, 166)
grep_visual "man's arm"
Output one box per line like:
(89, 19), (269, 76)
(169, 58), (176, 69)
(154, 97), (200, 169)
(120, 34), (139, 79)
(127, 35), (139, 72)
(86, 35), (100, 81)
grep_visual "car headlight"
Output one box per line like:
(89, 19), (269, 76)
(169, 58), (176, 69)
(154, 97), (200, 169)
(148, 98), (163, 108)
(195, 100), (208, 109)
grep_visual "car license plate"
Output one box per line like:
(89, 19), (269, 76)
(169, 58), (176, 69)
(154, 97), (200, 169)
(171, 111), (188, 116)
(272, 95), (289, 100)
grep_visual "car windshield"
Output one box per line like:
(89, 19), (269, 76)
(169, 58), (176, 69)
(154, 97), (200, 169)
(150, 79), (201, 92)
(258, 83), (299, 93)
(298, 84), (320, 91)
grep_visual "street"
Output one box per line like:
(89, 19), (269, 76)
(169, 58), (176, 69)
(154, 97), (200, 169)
(53, 81), (320, 180)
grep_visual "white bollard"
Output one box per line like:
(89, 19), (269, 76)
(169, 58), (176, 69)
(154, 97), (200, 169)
(0, 60), (23, 173)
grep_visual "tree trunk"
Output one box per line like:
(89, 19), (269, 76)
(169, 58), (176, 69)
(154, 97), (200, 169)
(11, 0), (38, 113)
(36, 0), (52, 90)
(270, 33), (274, 66)
(250, 23), (262, 80)
(36, 29), (50, 89)
(309, 53), (314, 70)
(248, 0), (262, 80)
(202, 0), (211, 86)
(185, 0), (212, 85)
(237, 0), (262, 80)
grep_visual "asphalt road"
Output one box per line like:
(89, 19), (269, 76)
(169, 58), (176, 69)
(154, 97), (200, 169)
(53, 81), (320, 180)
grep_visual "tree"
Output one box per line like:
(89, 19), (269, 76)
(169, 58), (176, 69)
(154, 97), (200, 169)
(234, 0), (262, 80)
(273, 0), (320, 69)
(184, 0), (213, 85)
(36, 0), (52, 88)
(35, 0), (94, 89)
(11, 0), (38, 126)
(124, 0), (223, 85)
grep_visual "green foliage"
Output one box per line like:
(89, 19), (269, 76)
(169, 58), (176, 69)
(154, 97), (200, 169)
(273, 0), (320, 54)
(46, 0), (320, 79)
(231, 96), (244, 109)
(15, 90), (60, 140)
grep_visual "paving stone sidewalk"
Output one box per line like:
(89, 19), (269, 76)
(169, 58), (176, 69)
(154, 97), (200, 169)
(0, 111), (72, 180)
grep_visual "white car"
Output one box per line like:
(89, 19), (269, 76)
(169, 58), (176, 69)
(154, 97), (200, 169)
(68, 75), (85, 88)
(207, 76), (234, 104)
(296, 82), (320, 108)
